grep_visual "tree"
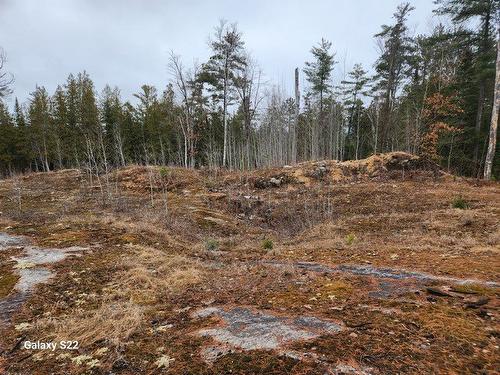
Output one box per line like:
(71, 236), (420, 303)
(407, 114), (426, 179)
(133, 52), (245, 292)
(420, 92), (462, 162)
(373, 2), (415, 151)
(169, 52), (200, 168)
(234, 55), (264, 169)
(304, 38), (335, 159)
(201, 20), (247, 167)
(51, 85), (68, 168)
(484, 35), (499, 180)
(435, 0), (500, 175)
(100, 85), (125, 166)
(0, 48), (13, 100)
(28, 86), (52, 172)
(0, 101), (16, 174)
(342, 63), (370, 159)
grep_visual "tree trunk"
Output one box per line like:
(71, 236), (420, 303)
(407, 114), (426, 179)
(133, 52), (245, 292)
(293, 68), (299, 164)
(473, 82), (485, 175)
(222, 58), (229, 168)
(484, 36), (499, 180)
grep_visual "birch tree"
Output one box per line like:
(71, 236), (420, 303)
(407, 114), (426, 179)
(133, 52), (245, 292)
(484, 34), (499, 180)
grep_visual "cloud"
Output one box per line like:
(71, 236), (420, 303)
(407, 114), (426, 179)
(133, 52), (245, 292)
(0, 0), (437, 105)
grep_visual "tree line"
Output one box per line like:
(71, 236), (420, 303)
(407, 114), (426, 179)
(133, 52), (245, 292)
(0, 0), (498, 178)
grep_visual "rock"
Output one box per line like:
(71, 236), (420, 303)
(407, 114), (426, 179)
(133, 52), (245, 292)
(112, 358), (129, 370)
(155, 354), (174, 369)
(202, 216), (227, 226)
(269, 177), (281, 187)
(465, 296), (490, 308)
(426, 287), (453, 297)
(208, 192), (227, 200)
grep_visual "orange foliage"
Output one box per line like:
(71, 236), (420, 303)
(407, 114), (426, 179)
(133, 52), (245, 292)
(420, 93), (462, 161)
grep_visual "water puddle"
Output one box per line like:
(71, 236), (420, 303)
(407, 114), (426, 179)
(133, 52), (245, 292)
(0, 232), (87, 322)
(192, 306), (342, 362)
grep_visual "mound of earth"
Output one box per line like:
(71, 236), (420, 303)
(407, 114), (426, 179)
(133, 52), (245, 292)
(112, 165), (203, 193)
(249, 152), (448, 189)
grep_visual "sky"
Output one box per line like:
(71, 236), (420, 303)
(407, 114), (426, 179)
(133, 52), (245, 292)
(0, 0), (442, 106)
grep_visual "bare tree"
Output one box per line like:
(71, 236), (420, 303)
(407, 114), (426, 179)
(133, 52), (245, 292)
(168, 52), (198, 168)
(234, 55), (265, 169)
(0, 48), (14, 100)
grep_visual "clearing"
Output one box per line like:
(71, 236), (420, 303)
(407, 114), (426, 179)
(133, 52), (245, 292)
(0, 152), (498, 374)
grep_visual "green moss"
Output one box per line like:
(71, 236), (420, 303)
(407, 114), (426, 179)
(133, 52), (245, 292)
(0, 268), (19, 298)
(262, 239), (274, 250)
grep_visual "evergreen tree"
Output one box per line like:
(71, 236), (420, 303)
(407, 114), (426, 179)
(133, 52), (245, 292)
(304, 38), (335, 159)
(341, 64), (370, 159)
(200, 20), (247, 167)
(435, 0), (499, 175)
(373, 2), (415, 151)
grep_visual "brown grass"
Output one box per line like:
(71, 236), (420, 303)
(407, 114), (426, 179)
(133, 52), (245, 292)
(44, 301), (144, 346)
(113, 244), (203, 303)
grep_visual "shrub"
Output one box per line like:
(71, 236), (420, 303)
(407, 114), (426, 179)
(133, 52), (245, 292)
(262, 239), (274, 250)
(345, 233), (356, 245)
(452, 196), (469, 209)
(205, 238), (219, 251)
(159, 167), (170, 178)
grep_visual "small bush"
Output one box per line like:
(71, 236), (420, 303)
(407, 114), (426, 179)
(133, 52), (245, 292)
(205, 238), (219, 251)
(262, 239), (274, 250)
(345, 233), (356, 245)
(159, 167), (170, 178)
(452, 196), (469, 209)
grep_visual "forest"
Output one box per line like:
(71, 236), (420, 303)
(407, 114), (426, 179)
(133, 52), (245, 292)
(0, 0), (498, 178)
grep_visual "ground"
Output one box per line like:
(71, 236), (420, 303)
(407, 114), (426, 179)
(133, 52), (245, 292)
(0, 153), (498, 374)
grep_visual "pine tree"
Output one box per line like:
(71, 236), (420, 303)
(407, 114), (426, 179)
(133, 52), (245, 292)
(435, 0), (499, 175)
(200, 20), (247, 167)
(28, 86), (52, 171)
(304, 38), (335, 159)
(341, 64), (370, 159)
(373, 2), (415, 151)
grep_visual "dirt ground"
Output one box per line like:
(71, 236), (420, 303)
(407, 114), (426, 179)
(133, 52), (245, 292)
(0, 153), (498, 374)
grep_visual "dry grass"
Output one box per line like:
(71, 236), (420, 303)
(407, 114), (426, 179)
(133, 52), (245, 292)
(113, 244), (203, 303)
(0, 154), (498, 374)
(43, 301), (144, 347)
(415, 304), (487, 343)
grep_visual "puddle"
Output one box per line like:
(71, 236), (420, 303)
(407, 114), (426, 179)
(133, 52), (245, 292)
(192, 306), (342, 361)
(0, 232), (87, 322)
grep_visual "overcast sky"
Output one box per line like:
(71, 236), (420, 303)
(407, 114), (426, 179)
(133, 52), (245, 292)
(0, 0), (442, 106)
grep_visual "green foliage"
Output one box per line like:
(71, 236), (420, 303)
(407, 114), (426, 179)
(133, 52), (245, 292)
(159, 167), (169, 178)
(262, 239), (274, 250)
(303, 38), (335, 100)
(452, 196), (469, 209)
(205, 238), (219, 252)
(0, 9), (498, 177)
(345, 233), (356, 245)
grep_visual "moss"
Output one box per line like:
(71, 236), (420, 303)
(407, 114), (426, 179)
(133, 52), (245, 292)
(0, 267), (19, 298)
(450, 283), (494, 296)
(321, 280), (353, 298)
